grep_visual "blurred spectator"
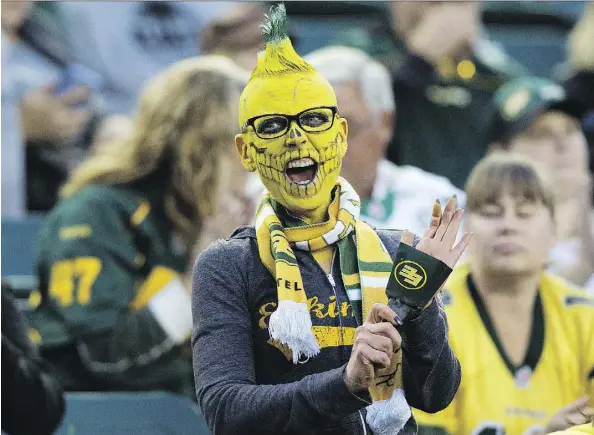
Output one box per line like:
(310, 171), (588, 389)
(2, 0), (86, 214)
(25, 56), (249, 398)
(488, 76), (594, 291)
(568, 2), (594, 78)
(414, 154), (594, 435)
(59, 1), (235, 114)
(201, 2), (267, 71)
(386, 2), (526, 188)
(2, 284), (65, 435)
(304, 46), (465, 235)
(565, 3), (594, 186)
(1, 0), (32, 217)
(2, 1), (107, 213)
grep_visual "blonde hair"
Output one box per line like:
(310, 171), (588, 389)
(465, 152), (555, 217)
(62, 56), (248, 245)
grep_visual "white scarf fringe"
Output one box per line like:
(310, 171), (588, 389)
(268, 300), (320, 364)
(366, 388), (412, 435)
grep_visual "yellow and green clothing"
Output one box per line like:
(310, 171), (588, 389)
(27, 182), (194, 396)
(415, 265), (594, 435)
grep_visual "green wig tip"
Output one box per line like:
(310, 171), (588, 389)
(260, 3), (288, 44)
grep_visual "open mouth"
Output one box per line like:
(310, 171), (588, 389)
(285, 157), (318, 185)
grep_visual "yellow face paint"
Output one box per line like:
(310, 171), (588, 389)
(236, 36), (348, 221)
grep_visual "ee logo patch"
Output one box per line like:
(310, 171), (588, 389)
(394, 261), (427, 290)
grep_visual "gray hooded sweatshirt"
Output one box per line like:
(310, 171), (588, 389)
(192, 226), (460, 435)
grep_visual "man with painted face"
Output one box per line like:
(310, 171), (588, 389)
(192, 5), (471, 435)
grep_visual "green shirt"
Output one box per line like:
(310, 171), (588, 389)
(388, 40), (526, 188)
(27, 184), (193, 396)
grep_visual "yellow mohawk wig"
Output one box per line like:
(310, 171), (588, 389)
(250, 3), (314, 79)
(238, 3), (337, 127)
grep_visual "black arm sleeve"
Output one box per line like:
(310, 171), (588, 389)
(400, 298), (461, 413)
(1, 290), (65, 435)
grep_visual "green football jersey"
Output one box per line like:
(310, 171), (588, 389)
(26, 184), (192, 395)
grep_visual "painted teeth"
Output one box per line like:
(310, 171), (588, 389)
(287, 158), (315, 169)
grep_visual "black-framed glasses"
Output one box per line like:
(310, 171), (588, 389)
(242, 106), (339, 140)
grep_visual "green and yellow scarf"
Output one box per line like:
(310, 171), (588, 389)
(255, 177), (411, 434)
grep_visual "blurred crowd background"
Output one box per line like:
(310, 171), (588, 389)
(1, 1), (594, 434)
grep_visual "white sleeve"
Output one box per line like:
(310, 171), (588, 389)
(148, 278), (192, 344)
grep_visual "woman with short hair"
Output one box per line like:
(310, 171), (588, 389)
(415, 153), (594, 435)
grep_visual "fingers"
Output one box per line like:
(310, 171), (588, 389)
(560, 397), (593, 427)
(367, 322), (402, 352)
(447, 231), (473, 268)
(400, 230), (415, 247)
(563, 396), (591, 412)
(564, 407), (594, 427)
(366, 303), (398, 326)
(59, 86), (91, 106)
(71, 107), (92, 125)
(361, 346), (392, 369)
(41, 81), (58, 94)
(580, 406), (594, 420)
(354, 332), (392, 369)
(56, 108), (92, 142)
(434, 196), (457, 241)
(414, 195), (471, 269)
(423, 200), (442, 239)
(356, 328), (395, 355)
(441, 208), (464, 248)
(347, 312), (403, 392)
(358, 304), (402, 359)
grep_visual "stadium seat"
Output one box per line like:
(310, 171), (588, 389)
(55, 392), (211, 435)
(1, 215), (45, 301)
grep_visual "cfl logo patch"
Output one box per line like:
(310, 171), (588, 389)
(394, 261), (427, 290)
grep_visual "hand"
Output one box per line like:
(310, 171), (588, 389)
(20, 84), (92, 146)
(406, 2), (480, 65)
(344, 304), (402, 394)
(542, 396), (594, 434)
(402, 196), (472, 269)
(1, 1), (33, 35)
(554, 167), (591, 204)
(554, 173), (592, 239)
(569, 3), (594, 71)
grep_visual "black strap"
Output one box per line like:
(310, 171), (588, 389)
(386, 243), (452, 322)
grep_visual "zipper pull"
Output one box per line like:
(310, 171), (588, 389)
(327, 274), (336, 288)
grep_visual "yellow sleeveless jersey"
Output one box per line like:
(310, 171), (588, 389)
(414, 264), (594, 435)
